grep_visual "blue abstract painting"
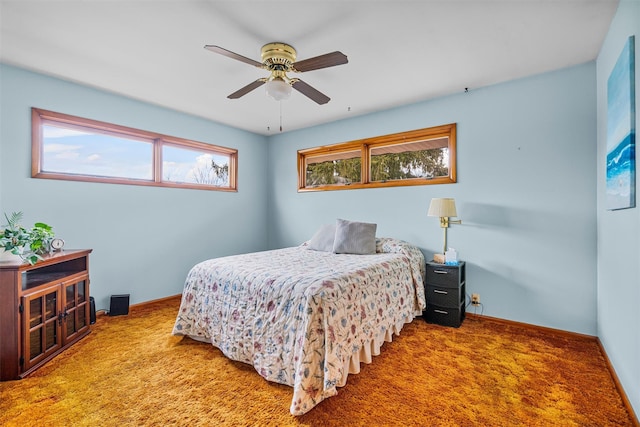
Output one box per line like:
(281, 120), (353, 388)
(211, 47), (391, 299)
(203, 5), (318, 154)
(607, 36), (636, 210)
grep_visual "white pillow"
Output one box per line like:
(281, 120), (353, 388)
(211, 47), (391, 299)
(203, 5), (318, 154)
(332, 219), (377, 254)
(308, 223), (336, 252)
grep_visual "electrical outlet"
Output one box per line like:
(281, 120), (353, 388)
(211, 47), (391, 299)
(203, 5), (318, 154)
(471, 293), (480, 305)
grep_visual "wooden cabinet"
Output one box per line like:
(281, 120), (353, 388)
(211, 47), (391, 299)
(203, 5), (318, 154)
(423, 261), (466, 328)
(0, 249), (92, 380)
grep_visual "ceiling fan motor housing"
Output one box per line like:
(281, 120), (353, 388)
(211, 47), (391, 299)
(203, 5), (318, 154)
(261, 42), (296, 71)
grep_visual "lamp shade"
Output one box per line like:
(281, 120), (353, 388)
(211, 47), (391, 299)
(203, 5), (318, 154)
(428, 198), (458, 217)
(265, 78), (292, 101)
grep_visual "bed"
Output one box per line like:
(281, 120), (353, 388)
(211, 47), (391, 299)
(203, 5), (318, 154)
(172, 232), (426, 415)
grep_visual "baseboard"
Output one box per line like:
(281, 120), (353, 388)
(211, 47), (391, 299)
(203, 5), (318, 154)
(95, 294), (182, 319)
(130, 294), (182, 311)
(465, 312), (597, 341)
(466, 313), (639, 426)
(596, 338), (640, 427)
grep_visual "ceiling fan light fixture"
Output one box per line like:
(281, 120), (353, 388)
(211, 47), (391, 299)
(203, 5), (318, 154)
(265, 77), (292, 101)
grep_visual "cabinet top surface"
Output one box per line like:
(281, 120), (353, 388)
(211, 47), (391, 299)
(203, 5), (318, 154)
(0, 249), (92, 271)
(427, 260), (465, 268)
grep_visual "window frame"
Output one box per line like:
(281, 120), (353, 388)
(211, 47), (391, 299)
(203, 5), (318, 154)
(31, 108), (238, 192)
(297, 123), (456, 192)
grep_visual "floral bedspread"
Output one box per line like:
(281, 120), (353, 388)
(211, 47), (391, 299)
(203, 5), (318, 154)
(172, 237), (426, 415)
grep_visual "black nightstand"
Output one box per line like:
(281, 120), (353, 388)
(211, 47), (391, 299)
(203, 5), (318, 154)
(424, 261), (466, 327)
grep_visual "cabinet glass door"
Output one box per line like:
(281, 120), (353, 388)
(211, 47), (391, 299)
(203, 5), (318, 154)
(62, 277), (90, 343)
(22, 287), (61, 372)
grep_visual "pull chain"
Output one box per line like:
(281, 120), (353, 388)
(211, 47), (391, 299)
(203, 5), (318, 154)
(279, 101), (283, 132)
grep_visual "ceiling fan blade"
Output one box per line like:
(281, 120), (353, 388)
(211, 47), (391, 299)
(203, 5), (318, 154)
(293, 51), (348, 72)
(292, 80), (330, 105)
(204, 45), (263, 68)
(228, 79), (265, 99)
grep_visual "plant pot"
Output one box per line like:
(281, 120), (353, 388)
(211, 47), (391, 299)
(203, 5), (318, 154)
(0, 248), (23, 263)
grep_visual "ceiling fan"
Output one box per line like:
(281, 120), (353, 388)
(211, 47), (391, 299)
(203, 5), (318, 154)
(205, 42), (348, 105)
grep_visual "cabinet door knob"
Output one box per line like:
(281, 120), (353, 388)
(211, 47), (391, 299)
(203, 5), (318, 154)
(57, 311), (67, 325)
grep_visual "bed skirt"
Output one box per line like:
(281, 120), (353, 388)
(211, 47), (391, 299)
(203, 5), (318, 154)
(185, 308), (423, 390)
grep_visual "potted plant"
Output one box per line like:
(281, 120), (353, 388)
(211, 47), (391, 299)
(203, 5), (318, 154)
(0, 212), (55, 265)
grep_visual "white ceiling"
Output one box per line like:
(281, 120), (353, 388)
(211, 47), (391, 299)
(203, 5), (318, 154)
(0, 0), (618, 136)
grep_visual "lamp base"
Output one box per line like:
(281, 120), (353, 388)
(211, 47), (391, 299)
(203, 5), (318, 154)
(433, 253), (446, 264)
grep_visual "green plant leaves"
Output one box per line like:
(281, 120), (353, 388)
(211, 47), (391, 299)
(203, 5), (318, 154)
(34, 222), (53, 231)
(1, 211), (54, 265)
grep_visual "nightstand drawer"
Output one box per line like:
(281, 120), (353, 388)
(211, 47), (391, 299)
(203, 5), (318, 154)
(426, 285), (462, 307)
(425, 303), (465, 328)
(426, 263), (463, 288)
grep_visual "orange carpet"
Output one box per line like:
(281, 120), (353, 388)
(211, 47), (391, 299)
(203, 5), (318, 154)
(0, 297), (634, 426)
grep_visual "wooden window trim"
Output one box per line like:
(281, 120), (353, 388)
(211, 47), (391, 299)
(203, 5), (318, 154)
(298, 123), (457, 192)
(31, 108), (238, 192)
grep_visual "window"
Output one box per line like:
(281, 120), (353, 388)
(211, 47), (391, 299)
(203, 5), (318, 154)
(305, 149), (362, 186)
(32, 108), (237, 191)
(298, 123), (456, 191)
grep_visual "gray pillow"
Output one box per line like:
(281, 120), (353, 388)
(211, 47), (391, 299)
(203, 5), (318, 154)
(308, 223), (336, 252)
(332, 219), (377, 254)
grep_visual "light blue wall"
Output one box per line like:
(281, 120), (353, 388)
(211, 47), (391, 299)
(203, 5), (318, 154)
(0, 64), (269, 311)
(267, 63), (597, 336)
(0, 62), (600, 334)
(596, 0), (640, 418)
